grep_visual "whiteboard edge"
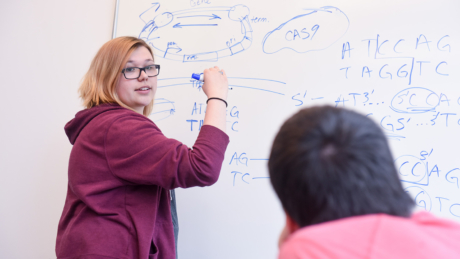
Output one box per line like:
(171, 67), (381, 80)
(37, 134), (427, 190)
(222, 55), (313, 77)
(112, 0), (120, 39)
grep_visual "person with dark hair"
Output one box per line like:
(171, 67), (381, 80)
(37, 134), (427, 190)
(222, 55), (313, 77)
(269, 106), (460, 258)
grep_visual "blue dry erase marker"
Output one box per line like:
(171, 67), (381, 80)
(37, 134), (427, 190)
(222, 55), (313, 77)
(191, 72), (232, 89)
(191, 72), (223, 82)
(191, 73), (205, 82)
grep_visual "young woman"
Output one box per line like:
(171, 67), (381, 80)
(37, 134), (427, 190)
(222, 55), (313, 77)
(56, 36), (229, 259)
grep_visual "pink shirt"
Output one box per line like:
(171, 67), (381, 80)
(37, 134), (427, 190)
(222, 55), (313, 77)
(279, 212), (460, 259)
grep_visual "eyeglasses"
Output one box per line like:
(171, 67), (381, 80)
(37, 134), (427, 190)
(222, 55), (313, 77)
(121, 64), (160, 79)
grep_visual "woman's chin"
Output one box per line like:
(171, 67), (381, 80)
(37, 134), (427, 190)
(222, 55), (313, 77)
(137, 97), (154, 106)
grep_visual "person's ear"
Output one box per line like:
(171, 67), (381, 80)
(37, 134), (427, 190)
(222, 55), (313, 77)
(285, 212), (300, 234)
(278, 212), (301, 248)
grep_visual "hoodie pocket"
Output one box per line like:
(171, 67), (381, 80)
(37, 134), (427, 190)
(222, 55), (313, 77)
(149, 240), (158, 259)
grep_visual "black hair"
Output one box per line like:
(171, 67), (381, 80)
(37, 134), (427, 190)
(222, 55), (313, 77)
(268, 106), (414, 227)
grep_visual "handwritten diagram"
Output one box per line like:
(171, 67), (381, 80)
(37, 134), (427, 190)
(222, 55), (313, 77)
(396, 149), (460, 218)
(114, 1), (460, 258)
(150, 98), (176, 122)
(151, 77), (286, 129)
(339, 34), (451, 85)
(139, 4), (253, 62)
(390, 88), (440, 114)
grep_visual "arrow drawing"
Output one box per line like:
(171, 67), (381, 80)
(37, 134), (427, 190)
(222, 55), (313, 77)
(176, 14), (221, 20)
(165, 45), (182, 53)
(139, 3), (161, 24)
(173, 23), (218, 28)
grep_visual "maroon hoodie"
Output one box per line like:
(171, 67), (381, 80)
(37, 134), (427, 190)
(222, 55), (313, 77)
(56, 104), (229, 259)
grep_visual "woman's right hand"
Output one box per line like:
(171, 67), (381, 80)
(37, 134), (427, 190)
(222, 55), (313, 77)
(202, 66), (228, 100)
(201, 66), (228, 133)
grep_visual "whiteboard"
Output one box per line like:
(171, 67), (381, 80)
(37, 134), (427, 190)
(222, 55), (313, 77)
(114, 1), (460, 258)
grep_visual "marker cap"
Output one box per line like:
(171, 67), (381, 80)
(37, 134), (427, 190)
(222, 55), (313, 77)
(191, 73), (202, 81)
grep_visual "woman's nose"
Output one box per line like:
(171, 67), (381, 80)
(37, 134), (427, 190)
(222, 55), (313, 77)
(138, 70), (148, 81)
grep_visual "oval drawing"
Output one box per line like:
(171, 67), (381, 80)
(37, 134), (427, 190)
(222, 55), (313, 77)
(404, 186), (432, 212)
(395, 155), (427, 185)
(150, 98), (176, 122)
(390, 87), (439, 114)
(262, 6), (349, 54)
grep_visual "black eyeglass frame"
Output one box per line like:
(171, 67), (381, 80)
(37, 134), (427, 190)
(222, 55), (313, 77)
(121, 64), (160, 79)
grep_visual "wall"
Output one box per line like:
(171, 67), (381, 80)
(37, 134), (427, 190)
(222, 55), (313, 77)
(0, 1), (115, 258)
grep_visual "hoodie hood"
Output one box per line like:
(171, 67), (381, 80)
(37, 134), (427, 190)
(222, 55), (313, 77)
(65, 103), (126, 144)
